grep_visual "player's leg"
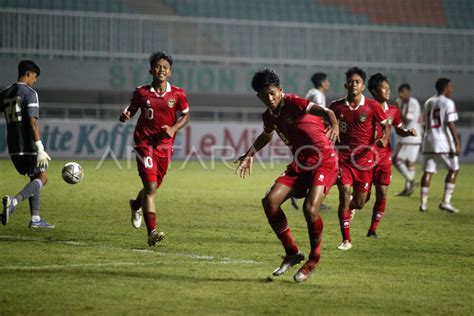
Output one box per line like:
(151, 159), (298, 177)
(337, 184), (353, 250)
(394, 144), (412, 195)
(129, 189), (144, 229)
(141, 180), (164, 246)
(439, 155), (460, 213)
(420, 155), (435, 212)
(368, 184), (388, 238)
(294, 185), (325, 282)
(263, 182), (304, 276)
(27, 171), (54, 228)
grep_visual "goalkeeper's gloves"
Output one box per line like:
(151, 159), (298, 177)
(35, 140), (51, 168)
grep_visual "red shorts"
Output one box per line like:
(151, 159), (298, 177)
(135, 146), (170, 185)
(336, 154), (375, 193)
(373, 156), (392, 186)
(276, 157), (338, 198)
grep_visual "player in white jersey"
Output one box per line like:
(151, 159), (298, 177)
(420, 78), (461, 213)
(393, 83), (423, 196)
(291, 72), (331, 210)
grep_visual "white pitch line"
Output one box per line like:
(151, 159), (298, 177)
(2, 262), (147, 271)
(0, 235), (261, 265)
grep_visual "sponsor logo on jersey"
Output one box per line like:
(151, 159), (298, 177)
(168, 99), (176, 108)
(360, 112), (367, 122)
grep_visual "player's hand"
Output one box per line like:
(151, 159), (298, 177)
(454, 143), (461, 156)
(325, 124), (340, 142)
(37, 149), (51, 168)
(376, 138), (388, 148)
(234, 155), (253, 178)
(162, 125), (176, 138)
(409, 128), (417, 137)
(119, 110), (131, 122)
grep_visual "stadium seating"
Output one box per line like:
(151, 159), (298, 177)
(160, 0), (473, 29)
(0, 0), (127, 12)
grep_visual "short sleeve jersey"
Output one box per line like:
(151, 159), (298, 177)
(422, 94), (458, 154)
(305, 88), (326, 107)
(130, 82), (189, 157)
(0, 82), (40, 155)
(262, 93), (334, 167)
(398, 97), (422, 144)
(329, 95), (387, 158)
(374, 103), (402, 161)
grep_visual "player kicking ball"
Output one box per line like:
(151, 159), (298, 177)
(119, 51), (190, 246)
(235, 69), (339, 282)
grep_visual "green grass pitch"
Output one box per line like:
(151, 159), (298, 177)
(0, 159), (472, 315)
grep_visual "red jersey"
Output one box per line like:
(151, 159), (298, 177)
(329, 95), (387, 162)
(262, 94), (335, 168)
(129, 82), (189, 156)
(374, 103), (402, 162)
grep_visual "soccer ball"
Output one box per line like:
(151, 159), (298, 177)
(61, 162), (84, 184)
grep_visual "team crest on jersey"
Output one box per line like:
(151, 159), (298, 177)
(359, 112), (367, 122)
(168, 99), (176, 108)
(387, 116), (393, 124)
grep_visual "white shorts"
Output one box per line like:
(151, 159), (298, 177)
(422, 154), (459, 173)
(394, 144), (420, 163)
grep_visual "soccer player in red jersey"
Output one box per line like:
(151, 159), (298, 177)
(235, 69), (339, 282)
(329, 67), (389, 251)
(364, 73), (417, 238)
(119, 51), (190, 246)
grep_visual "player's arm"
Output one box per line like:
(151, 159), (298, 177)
(447, 122), (461, 156)
(29, 117), (51, 168)
(119, 89), (141, 122)
(235, 131), (272, 178)
(307, 103), (339, 142)
(375, 122), (391, 148)
(162, 112), (190, 138)
(394, 125), (417, 137)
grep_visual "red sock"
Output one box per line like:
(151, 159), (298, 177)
(338, 208), (351, 242)
(268, 209), (299, 256)
(143, 212), (156, 235)
(307, 216), (323, 262)
(369, 198), (386, 233)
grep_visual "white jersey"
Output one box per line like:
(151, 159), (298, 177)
(397, 97), (422, 144)
(305, 88), (326, 107)
(422, 94), (458, 154)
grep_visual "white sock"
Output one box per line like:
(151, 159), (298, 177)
(31, 215), (41, 222)
(407, 167), (416, 182)
(396, 161), (412, 181)
(443, 183), (455, 204)
(420, 186), (429, 208)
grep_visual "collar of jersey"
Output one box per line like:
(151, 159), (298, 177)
(382, 101), (388, 111)
(344, 94), (365, 110)
(150, 82), (171, 97)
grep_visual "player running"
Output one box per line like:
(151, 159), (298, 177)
(393, 83), (423, 196)
(364, 73), (417, 238)
(420, 78), (461, 213)
(329, 67), (389, 250)
(0, 60), (54, 228)
(235, 68), (339, 283)
(119, 51), (190, 246)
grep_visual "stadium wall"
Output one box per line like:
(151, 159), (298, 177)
(1, 120), (473, 163)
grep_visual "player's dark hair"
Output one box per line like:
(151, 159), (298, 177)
(251, 68), (280, 93)
(310, 72), (327, 88)
(435, 78), (451, 94)
(345, 66), (366, 83)
(149, 51), (173, 68)
(18, 59), (40, 78)
(368, 73), (389, 97)
(398, 83), (411, 93)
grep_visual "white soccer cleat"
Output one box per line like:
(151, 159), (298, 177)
(129, 199), (143, 229)
(439, 202), (460, 214)
(148, 229), (165, 246)
(272, 252), (305, 276)
(350, 209), (358, 220)
(337, 240), (352, 251)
